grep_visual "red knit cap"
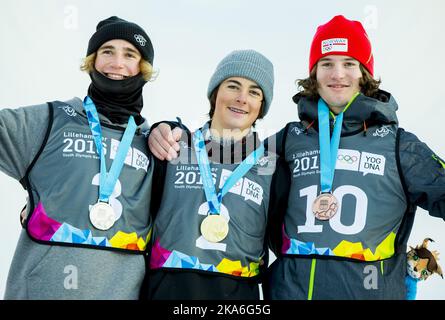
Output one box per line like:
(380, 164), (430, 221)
(309, 15), (374, 75)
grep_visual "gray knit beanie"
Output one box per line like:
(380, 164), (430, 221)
(207, 50), (274, 116)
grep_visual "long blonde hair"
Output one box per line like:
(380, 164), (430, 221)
(80, 53), (155, 81)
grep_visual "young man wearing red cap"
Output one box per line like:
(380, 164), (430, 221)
(1, 16), (159, 299)
(264, 15), (445, 300)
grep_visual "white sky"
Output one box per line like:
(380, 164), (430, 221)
(0, 0), (444, 299)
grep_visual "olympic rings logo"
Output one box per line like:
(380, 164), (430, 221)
(134, 34), (147, 47)
(337, 154), (358, 164)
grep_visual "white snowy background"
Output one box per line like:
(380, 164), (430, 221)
(0, 0), (444, 299)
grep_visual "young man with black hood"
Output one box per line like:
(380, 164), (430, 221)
(1, 16), (157, 299)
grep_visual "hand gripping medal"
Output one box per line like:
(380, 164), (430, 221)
(193, 129), (264, 243)
(83, 96), (137, 230)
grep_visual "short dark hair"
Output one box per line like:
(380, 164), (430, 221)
(297, 64), (381, 99)
(207, 85), (265, 127)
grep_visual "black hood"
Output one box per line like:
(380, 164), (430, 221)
(292, 90), (399, 134)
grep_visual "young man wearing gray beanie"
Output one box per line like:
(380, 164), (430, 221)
(145, 49), (279, 300)
(1, 16), (158, 299)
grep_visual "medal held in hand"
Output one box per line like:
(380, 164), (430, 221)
(193, 129), (264, 242)
(83, 96), (137, 230)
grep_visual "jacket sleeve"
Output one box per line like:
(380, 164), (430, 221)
(149, 126), (192, 220)
(149, 117), (190, 135)
(264, 126), (286, 157)
(0, 103), (50, 181)
(265, 127), (290, 255)
(149, 156), (167, 221)
(266, 154), (291, 256)
(398, 129), (445, 219)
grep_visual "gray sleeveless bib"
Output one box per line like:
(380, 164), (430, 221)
(150, 134), (276, 277)
(282, 122), (406, 261)
(25, 101), (153, 253)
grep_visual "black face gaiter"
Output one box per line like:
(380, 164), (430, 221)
(87, 70), (147, 125)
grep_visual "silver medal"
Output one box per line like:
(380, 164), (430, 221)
(89, 202), (116, 230)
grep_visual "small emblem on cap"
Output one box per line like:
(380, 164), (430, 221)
(134, 34), (147, 47)
(321, 38), (348, 54)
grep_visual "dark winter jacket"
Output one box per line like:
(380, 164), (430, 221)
(265, 91), (445, 300)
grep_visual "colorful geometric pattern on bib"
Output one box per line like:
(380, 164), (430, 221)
(282, 225), (396, 261)
(27, 202), (151, 251)
(150, 239), (261, 277)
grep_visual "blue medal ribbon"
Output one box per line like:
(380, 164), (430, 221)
(83, 96), (137, 203)
(193, 130), (265, 215)
(318, 98), (343, 193)
(317, 93), (359, 193)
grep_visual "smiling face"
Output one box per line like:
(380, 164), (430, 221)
(316, 55), (362, 113)
(210, 77), (263, 138)
(94, 39), (141, 80)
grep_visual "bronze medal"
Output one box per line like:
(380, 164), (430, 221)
(312, 193), (338, 220)
(200, 214), (229, 243)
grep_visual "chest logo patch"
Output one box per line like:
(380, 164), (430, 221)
(373, 126), (392, 138)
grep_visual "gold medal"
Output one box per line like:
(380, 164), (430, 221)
(200, 214), (229, 243)
(89, 202), (116, 230)
(312, 193), (338, 220)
